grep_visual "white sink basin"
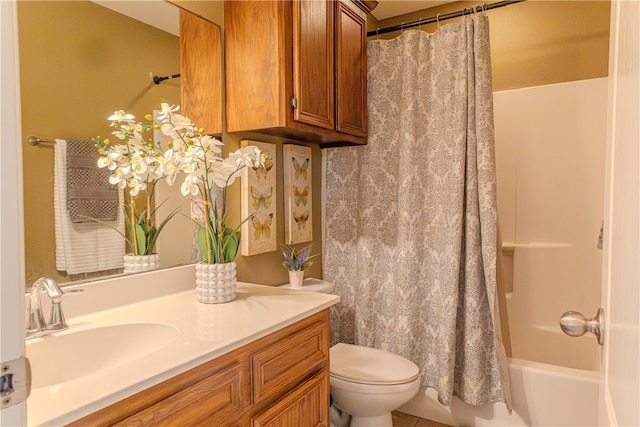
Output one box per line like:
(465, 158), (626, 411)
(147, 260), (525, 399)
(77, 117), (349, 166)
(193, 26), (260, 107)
(27, 323), (178, 389)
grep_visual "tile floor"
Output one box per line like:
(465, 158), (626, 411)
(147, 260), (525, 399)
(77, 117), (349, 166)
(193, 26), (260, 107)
(392, 411), (453, 427)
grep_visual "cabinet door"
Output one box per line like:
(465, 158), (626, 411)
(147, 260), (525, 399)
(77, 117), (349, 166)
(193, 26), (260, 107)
(180, 10), (222, 135)
(292, 0), (335, 131)
(252, 371), (330, 427)
(335, 1), (367, 137)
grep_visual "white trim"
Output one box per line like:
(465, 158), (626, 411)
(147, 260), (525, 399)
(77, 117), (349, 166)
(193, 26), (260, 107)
(0, 0), (27, 424)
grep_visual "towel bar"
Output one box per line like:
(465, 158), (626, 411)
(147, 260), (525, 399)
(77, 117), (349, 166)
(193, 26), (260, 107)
(28, 136), (56, 147)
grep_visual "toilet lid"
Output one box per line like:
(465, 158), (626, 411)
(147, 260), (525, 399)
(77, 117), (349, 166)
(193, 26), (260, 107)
(330, 343), (420, 385)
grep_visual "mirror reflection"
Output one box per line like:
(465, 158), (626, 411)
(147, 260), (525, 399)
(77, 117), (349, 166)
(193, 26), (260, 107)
(19, 1), (216, 287)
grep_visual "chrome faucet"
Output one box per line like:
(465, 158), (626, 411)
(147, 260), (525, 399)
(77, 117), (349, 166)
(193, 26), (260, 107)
(26, 277), (68, 339)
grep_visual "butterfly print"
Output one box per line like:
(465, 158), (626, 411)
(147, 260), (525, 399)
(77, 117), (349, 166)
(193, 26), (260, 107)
(254, 157), (273, 180)
(293, 210), (309, 230)
(251, 213), (273, 240)
(292, 157), (309, 181)
(251, 185), (272, 210)
(294, 185), (309, 206)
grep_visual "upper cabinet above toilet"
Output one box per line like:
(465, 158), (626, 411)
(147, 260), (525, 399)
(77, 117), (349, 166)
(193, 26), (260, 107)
(224, 0), (377, 147)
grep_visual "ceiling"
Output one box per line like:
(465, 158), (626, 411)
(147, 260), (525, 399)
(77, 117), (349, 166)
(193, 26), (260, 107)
(92, 1), (456, 35)
(91, 0), (180, 35)
(372, 1), (456, 21)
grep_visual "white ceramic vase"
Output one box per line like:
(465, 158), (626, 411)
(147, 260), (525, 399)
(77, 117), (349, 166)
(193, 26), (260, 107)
(195, 261), (237, 303)
(123, 253), (160, 274)
(288, 270), (305, 288)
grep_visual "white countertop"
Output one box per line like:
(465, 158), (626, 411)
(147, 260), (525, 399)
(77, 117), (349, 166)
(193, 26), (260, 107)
(26, 265), (339, 426)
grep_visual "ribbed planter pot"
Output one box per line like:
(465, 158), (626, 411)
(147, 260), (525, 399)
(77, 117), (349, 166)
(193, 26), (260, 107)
(123, 253), (160, 274)
(195, 261), (237, 304)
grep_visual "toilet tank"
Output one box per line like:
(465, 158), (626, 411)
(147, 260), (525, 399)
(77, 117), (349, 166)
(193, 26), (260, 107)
(280, 278), (334, 294)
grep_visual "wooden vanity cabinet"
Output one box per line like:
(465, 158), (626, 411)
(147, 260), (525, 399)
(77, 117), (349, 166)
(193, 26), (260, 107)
(225, 0), (375, 147)
(68, 310), (330, 427)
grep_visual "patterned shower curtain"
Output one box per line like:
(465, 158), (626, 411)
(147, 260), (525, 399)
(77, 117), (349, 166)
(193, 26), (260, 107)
(323, 14), (511, 409)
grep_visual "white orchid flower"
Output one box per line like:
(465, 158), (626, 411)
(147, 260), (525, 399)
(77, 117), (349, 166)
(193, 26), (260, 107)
(200, 135), (224, 155)
(98, 151), (122, 170)
(108, 165), (131, 188)
(158, 152), (179, 186)
(180, 173), (200, 196)
(127, 176), (146, 197)
(228, 146), (263, 169)
(130, 152), (148, 176)
(156, 103), (180, 120)
(107, 110), (135, 124)
(168, 137), (189, 154)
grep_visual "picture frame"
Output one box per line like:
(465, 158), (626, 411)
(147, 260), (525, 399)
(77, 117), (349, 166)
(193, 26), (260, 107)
(240, 140), (277, 256)
(283, 144), (312, 244)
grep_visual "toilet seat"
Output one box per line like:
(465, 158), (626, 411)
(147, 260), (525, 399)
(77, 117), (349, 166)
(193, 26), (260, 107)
(330, 343), (419, 385)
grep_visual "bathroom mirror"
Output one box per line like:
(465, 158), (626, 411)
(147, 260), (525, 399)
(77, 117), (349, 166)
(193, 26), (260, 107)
(19, 0), (222, 288)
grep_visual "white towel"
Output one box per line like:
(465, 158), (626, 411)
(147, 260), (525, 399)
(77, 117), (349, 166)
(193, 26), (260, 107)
(54, 139), (125, 274)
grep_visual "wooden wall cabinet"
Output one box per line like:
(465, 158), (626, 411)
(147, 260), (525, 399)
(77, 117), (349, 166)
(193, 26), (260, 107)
(225, 0), (376, 147)
(69, 310), (330, 427)
(180, 9), (222, 135)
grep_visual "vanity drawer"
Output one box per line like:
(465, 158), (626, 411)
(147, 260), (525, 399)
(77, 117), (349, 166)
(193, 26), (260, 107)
(253, 370), (330, 427)
(251, 317), (329, 404)
(69, 352), (251, 427)
(114, 362), (248, 426)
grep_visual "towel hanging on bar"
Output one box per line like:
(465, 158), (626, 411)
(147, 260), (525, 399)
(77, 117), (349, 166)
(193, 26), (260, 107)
(54, 139), (125, 274)
(64, 138), (119, 223)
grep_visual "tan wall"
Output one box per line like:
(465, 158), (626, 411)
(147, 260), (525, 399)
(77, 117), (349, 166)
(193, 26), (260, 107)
(19, 1), (180, 286)
(368, 1), (610, 91)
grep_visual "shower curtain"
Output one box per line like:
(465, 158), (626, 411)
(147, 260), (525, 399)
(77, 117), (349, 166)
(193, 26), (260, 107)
(323, 14), (511, 408)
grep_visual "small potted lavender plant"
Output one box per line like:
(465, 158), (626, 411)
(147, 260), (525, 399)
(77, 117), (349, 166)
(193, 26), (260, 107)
(281, 242), (316, 288)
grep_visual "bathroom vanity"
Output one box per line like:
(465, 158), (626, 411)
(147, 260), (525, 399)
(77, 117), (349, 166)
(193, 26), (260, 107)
(26, 266), (339, 426)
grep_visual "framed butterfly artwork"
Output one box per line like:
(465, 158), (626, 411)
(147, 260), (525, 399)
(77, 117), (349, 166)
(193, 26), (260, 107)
(283, 144), (312, 244)
(240, 140), (277, 256)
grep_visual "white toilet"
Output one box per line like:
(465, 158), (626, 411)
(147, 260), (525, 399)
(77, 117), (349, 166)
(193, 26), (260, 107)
(282, 279), (421, 427)
(329, 343), (420, 427)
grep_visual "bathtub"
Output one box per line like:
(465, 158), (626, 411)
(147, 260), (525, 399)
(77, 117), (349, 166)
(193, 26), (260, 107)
(398, 358), (599, 427)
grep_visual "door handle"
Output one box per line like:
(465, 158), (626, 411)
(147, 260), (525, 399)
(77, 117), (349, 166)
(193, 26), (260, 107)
(559, 308), (604, 345)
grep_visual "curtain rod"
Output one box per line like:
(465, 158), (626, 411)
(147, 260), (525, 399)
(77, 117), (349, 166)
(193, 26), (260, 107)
(367, 0), (526, 37)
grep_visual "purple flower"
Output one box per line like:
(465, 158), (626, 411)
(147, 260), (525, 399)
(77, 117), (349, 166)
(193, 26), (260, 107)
(281, 242), (316, 271)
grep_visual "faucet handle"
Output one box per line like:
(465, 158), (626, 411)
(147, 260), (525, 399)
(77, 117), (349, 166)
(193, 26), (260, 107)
(42, 277), (63, 300)
(26, 279), (47, 335)
(47, 301), (67, 331)
(42, 278), (67, 331)
(26, 303), (46, 335)
(26, 277), (69, 338)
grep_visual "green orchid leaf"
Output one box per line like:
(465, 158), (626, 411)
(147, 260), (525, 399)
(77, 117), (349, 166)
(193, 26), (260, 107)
(135, 223), (147, 255)
(197, 226), (211, 263)
(141, 222), (151, 235)
(147, 208), (180, 255)
(137, 207), (149, 225)
(221, 228), (239, 262)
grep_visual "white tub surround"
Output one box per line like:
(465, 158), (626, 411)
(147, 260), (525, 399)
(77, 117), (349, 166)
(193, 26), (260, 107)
(494, 78), (607, 371)
(399, 358), (599, 427)
(26, 265), (339, 426)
